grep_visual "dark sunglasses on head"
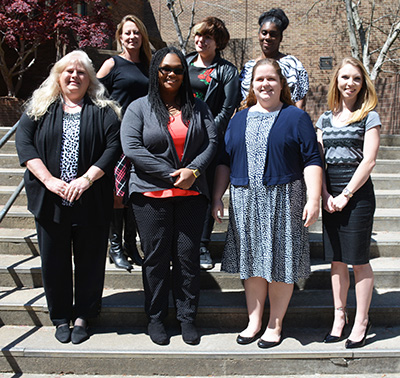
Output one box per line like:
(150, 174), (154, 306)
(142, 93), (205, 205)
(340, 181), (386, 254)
(158, 66), (185, 75)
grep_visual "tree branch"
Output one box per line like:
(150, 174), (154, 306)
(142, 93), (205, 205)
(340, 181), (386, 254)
(344, 0), (360, 59)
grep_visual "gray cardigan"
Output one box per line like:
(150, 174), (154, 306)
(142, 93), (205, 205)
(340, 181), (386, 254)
(121, 96), (218, 199)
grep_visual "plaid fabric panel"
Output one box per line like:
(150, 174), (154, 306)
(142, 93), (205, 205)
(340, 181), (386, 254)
(114, 154), (130, 197)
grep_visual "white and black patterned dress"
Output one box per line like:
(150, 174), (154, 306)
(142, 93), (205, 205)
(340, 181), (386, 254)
(221, 111), (311, 283)
(60, 112), (80, 207)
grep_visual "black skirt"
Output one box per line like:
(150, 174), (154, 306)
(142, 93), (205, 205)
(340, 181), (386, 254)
(323, 164), (375, 265)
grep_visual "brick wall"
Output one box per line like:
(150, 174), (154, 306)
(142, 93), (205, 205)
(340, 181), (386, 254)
(0, 97), (24, 127)
(1, 0), (398, 133)
(306, 74), (400, 134)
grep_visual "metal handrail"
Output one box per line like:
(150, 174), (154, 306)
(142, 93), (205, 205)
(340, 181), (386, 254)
(0, 179), (25, 223)
(0, 120), (19, 149)
(0, 121), (25, 223)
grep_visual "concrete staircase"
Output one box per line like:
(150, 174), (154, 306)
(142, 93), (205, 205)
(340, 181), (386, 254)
(0, 126), (399, 376)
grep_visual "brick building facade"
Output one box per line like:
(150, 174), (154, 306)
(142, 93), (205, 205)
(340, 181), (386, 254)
(1, 0), (399, 133)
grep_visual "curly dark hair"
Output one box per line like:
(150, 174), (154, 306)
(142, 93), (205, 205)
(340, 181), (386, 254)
(193, 16), (230, 51)
(258, 8), (289, 34)
(148, 46), (195, 128)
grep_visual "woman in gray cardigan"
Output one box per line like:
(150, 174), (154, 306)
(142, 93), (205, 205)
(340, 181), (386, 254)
(121, 46), (217, 345)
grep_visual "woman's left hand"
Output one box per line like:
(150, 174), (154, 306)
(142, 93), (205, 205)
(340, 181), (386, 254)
(170, 168), (196, 190)
(302, 199), (320, 228)
(64, 176), (91, 202)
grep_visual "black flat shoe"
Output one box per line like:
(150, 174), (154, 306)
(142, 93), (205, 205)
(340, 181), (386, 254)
(345, 321), (372, 349)
(181, 323), (200, 345)
(55, 324), (71, 343)
(257, 336), (282, 349)
(71, 325), (89, 344)
(148, 321), (169, 345)
(236, 330), (263, 345)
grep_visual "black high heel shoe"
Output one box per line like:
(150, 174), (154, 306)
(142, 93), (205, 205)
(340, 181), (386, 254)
(345, 321), (372, 349)
(323, 307), (348, 343)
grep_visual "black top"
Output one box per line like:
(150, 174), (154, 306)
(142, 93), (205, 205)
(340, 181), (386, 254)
(16, 99), (121, 225)
(186, 52), (241, 137)
(188, 64), (211, 100)
(99, 55), (149, 114)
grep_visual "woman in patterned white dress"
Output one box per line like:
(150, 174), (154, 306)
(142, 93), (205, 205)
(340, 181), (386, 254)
(240, 8), (309, 109)
(317, 57), (380, 348)
(212, 59), (322, 348)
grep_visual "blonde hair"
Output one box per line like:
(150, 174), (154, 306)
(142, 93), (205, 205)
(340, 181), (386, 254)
(240, 58), (294, 110)
(328, 57), (378, 124)
(115, 15), (152, 69)
(25, 50), (121, 120)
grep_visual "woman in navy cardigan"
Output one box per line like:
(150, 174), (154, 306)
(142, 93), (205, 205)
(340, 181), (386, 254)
(212, 58), (322, 348)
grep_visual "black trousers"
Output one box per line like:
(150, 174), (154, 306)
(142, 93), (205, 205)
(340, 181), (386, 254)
(35, 215), (109, 326)
(132, 193), (207, 324)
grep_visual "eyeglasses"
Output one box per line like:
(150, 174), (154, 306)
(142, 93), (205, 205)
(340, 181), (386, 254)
(158, 66), (185, 75)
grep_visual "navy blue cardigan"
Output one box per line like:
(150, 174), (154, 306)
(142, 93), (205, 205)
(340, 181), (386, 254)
(221, 104), (322, 186)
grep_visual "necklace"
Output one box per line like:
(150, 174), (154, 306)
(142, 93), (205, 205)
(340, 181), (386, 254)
(62, 97), (84, 108)
(165, 102), (181, 115)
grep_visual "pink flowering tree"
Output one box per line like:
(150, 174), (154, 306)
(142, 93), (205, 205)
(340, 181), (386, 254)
(0, 0), (115, 97)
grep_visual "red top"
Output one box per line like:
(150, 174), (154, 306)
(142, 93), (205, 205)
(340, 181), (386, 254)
(143, 113), (199, 198)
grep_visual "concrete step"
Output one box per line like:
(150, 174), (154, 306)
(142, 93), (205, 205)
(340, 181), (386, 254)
(4, 206), (400, 231)
(0, 254), (399, 291)
(0, 186), (27, 206)
(0, 126), (15, 140)
(0, 324), (399, 376)
(211, 208), (400, 233)
(1, 376), (396, 378)
(1, 187), (399, 213)
(0, 168), (24, 186)
(220, 189), (400, 209)
(374, 190), (400, 208)
(381, 134), (400, 146)
(0, 286), (399, 328)
(372, 173), (400, 190)
(374, 159), (400, 174)
(377, 146), (400, 160)
(0, 154), (19, 169)
(1, 228), (400, 259)
(0, 140), (17, 154)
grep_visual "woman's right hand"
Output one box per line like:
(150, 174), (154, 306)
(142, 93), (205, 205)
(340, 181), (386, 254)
(212, 199), (224, 223)
(43, 176), (69, 199)
(322, 193), (335, 213)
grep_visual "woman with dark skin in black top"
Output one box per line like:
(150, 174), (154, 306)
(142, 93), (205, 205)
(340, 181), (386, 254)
(97, 15), (151, 271)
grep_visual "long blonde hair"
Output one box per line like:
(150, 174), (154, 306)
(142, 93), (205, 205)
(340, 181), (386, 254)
(328, 57), (377, 124)
(115, 15), (152, 69)
(25, 50), (121, 120)
(240, 58), (294, 110)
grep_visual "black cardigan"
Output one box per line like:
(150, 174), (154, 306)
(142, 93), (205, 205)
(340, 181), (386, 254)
(16, 99), (121, 225)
